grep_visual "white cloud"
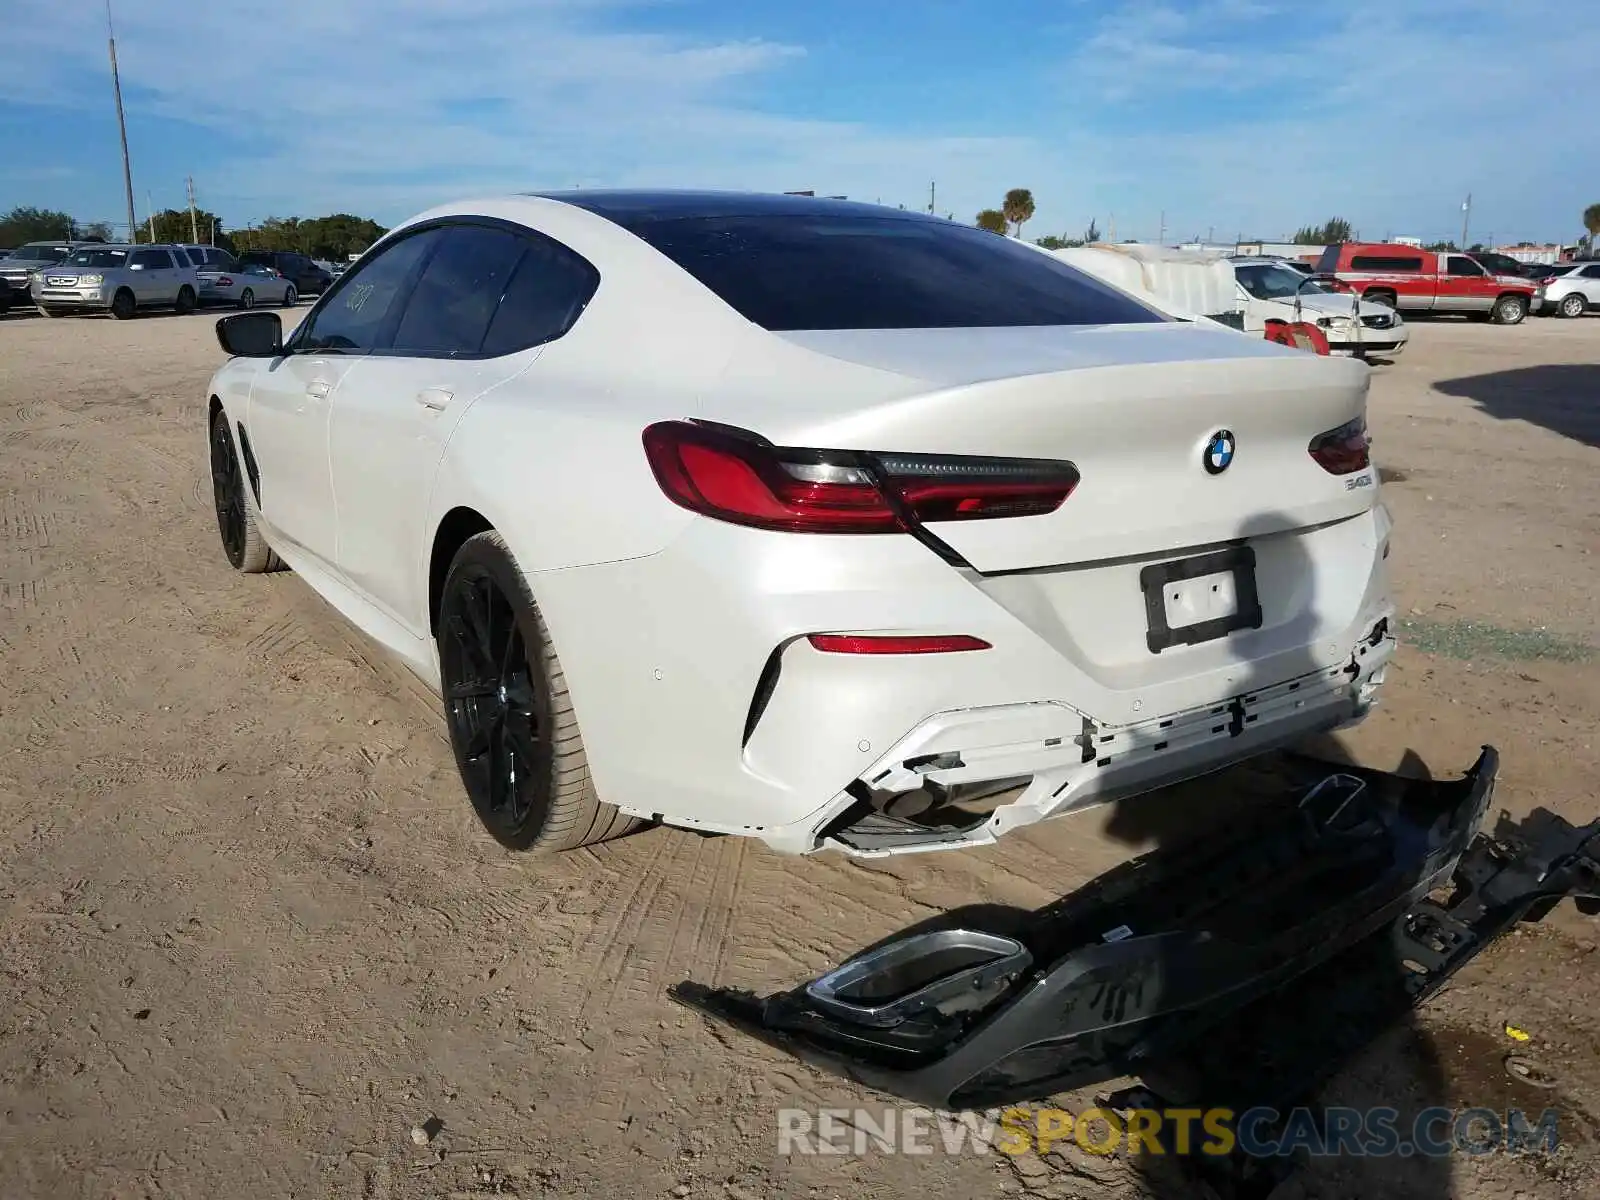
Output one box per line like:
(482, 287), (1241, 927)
(0, 0), (1593, 244)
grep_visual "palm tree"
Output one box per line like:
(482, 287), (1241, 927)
(1002, 188), (1036, 239)
(975, 209), (1008, 235)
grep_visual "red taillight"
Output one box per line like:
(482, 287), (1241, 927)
(1308, 416), (1371, 475)
(641, 420), (1078, 534)
(807, 633), (991, 654)
(216, 275), (233, 286)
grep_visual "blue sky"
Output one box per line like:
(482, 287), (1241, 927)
(1, 0), (1592, 245)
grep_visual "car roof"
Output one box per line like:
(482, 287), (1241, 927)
(526, 189), (936, 228)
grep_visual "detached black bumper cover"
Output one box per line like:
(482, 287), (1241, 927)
(672, 748), (1596, 1111)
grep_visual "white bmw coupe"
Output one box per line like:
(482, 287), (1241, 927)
(206, 191), (1395, 857)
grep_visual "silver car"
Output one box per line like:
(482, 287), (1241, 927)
(33, 243), (201, 319)
(197, 261), (297, 309)
(1533, 262), (1600, 318)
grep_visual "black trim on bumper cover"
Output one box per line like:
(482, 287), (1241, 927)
(670, 748), (1595, 1116)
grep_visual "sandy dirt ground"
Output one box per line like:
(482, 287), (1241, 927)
(0, 302), (1596, 1200)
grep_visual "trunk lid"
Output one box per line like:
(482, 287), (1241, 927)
(767, 323), (1375, 573)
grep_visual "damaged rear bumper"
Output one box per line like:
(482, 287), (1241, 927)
(672, 746), (1598, 1112)
(763, 625), (1394, 856)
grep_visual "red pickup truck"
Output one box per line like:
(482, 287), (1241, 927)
(1315, 243), (1535, 325)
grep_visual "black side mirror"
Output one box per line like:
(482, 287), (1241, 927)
(216, 311), (283, 358)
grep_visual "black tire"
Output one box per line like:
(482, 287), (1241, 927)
(238, 288), (254, 310)
(110, 289), (137, 321)
(1558, 293), (1587, 319)
(175, 285), (196, 315)
(208, 410), (281, 573)
(437, 531), (641, 852)
(1363, 290), (1397, 309)
(1491, 294), (1528, 325)
(281, 285), (297, 308)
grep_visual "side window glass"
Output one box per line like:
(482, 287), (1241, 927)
(480, 236), (601, 357)
(299, 230), (440, 353)
(1583, 265), (1600, 279)
(1448, 257), (1484, 277)
(391, 225), (525, 356)
(130, 249), (157, 270)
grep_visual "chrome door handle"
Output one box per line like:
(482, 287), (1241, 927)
(416, 388), (453, 412)
(305, 380), (332, 400)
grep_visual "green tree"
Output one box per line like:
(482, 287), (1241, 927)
(975, 209), (1008, 235)
(134, 208), (228, 245)
(1002, 188), (1035, 239)
(1584, 203), (1600, 248)
(0, 206), (75, 245)
(80, 221), (115, 241)
(1424, 240), (1458, 252)
(1293, 218), (1353, 245)
(1084, 218), (1101, 244)
(1035, 234), (1072, 250)
(229, 213), (386, 260)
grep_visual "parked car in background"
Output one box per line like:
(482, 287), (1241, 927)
(1316, 243), (1534, 324)
(204, 190), (1394, 858)
(1, 240), (80, 310)
(238, 250), (332, 295)
(199, 261), (297, 309)
(32, 243), (200, 319)
(177, 244), (237, 270)
(177, 246), (243, 305)
(1532, 261), (1600, 318)
(1231, 257), (1408, 358)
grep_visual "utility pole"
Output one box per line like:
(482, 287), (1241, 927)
(1460, 193), (1472, 252)
(186, 175), (199, 243)
(1158, 210), (1166, 246)
(928, 181), (936, 215)
(106, 0), (137, 244)
(1108, 213), (1117, 242)
(146, 191), (156, 243)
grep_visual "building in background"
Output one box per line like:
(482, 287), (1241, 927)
(1494, 242), (1562, 265)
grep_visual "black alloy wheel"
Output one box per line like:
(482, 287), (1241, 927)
(438, 565), (553, 847)
(210, 417), (247, 568)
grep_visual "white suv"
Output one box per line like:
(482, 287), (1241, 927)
(1533, 262), (1600, 318)
(33, 243), (201, 320)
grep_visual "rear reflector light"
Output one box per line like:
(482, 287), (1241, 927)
(641, 420), (1078, 534)
(216, 276), (233, 286)
(807, 634), (991, 654)
(1308, 415), (1371, 475)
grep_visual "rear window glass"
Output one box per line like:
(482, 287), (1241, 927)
(1350, 255), (1424, 272)
(622, 215), (1163, 331)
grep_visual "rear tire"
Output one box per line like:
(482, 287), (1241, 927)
(110, 289), (137, 320)
(1558, 293), (1587, 319)
(1490, 294), (1528, 325)
(209, 410), (281, 573)
(238, 288), (255, 310)
(437, 531), (642, 852)
(282, 285), (297, 308)
(175, 285), (196, 315)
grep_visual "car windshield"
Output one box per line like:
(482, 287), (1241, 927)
(618, 213), (1164, 330)
(65, 247), (132, 268)
(5, 246), (69, 264)
(1235, 262), (1326, 300)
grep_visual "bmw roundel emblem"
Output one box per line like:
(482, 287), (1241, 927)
(1203, 429), (1236, 475)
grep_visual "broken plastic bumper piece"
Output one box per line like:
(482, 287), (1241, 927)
(672, 747), (1596, 1111)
